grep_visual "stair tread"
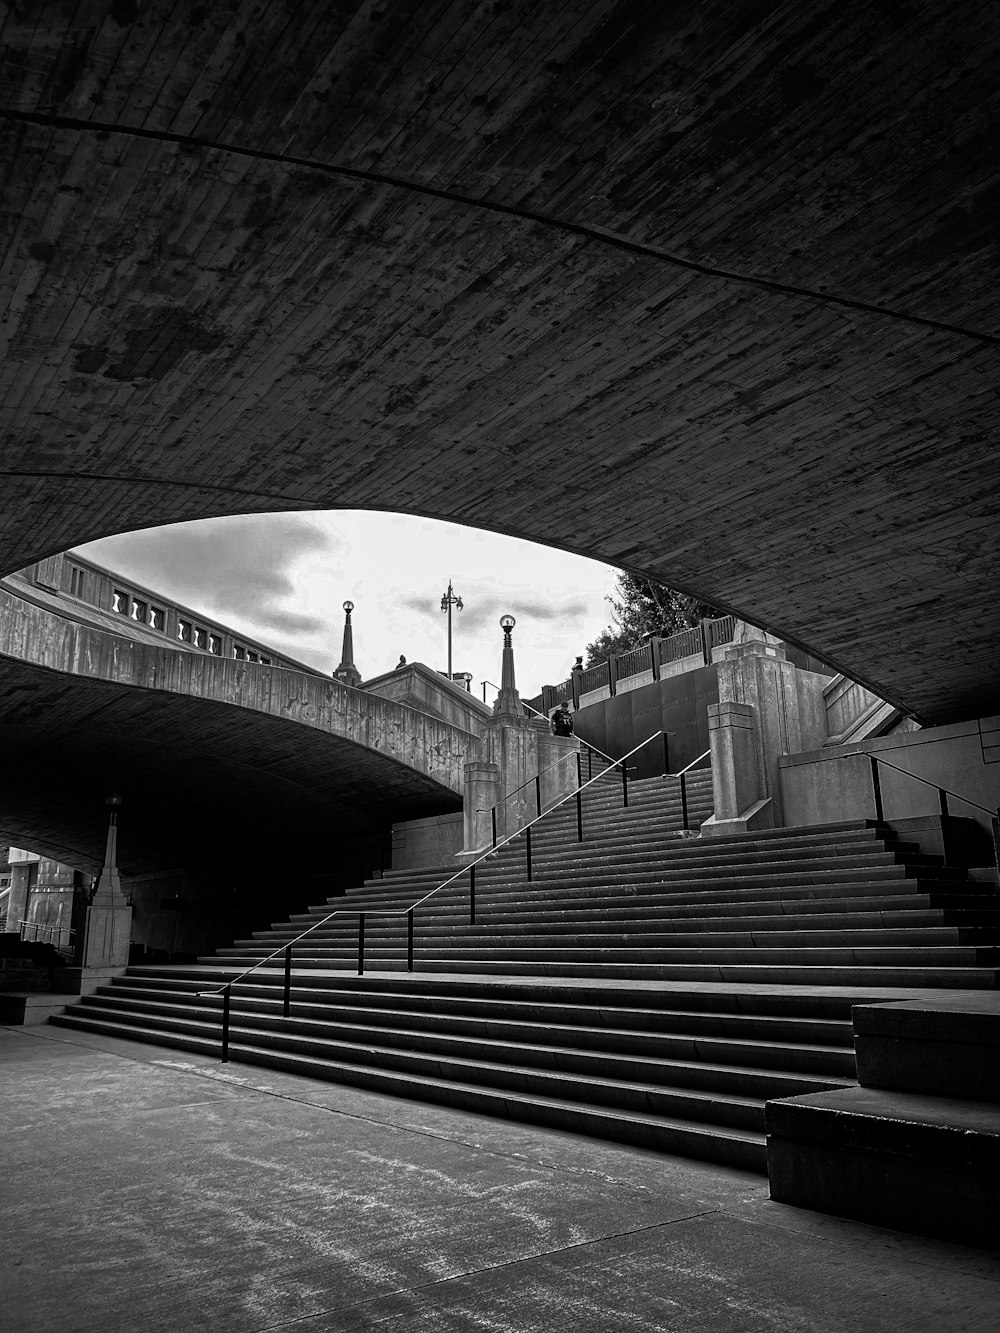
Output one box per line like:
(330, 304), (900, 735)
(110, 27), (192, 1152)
(52, 1007), (796, 1111)
(50, 1012), (765, 1153)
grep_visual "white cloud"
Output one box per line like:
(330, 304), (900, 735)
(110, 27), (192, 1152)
(78, 510), (620, 698)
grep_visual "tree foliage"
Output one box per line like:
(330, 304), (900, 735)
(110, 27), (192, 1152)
(585, 574), (719, 666)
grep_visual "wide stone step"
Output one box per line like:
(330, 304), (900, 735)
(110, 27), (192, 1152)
(115, 967), (865, 1021)
(311, 958), (986, 988)
(373, 827), (892, 885)
(290, 876), (983, 926)
(248, 912), (1000, 949)
(77, 992), (854, 1087)
(49, 1010), (766, 1170)
(215, 939), (1000, 973)
(89, 983), (854, 1066)
(53, 1003), (779, 1128)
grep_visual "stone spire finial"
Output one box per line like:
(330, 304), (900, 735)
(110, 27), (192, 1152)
(334, 600), (362, 688)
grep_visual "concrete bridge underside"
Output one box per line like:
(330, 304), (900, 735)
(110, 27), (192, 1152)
(0, 590), (467, 876)
(0, 2), (997, 725)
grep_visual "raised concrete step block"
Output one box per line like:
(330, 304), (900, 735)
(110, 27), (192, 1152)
(766, 1085), (1000, 1249)
(853, 992), (1000, 1102)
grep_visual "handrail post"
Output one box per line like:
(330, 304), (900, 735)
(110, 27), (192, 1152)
(491, 806), (497, 848)
(535, 775), (541, 818)
(870, 756), (884, 822)
(588, 746), (593, 782)
(662, 731), (670, 776)
(357, 913), (365, 976)
(469, 862), (476, 924)
(222, 985), (231, 1063)
(283, 945), (291, 1017)
(576, 751), (584, 842)
(992, 811), (1000, 875)
(938, 787), (949, 819)
(526, 824), (532, 881)
(407, 909), (414, 971)
(621, 756), (629, 809)
(680, 772), (688, 830)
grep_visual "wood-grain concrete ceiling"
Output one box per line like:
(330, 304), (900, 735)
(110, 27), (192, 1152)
(0, 2), (997, 725)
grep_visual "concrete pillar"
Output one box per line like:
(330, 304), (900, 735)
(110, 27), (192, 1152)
(536, 732), (580, 812)
(4, 861), (34, 933)
(463, 761), (501, 855)
(80, 801), (131, 968)
(702, 700), (774, 835)
(714, 628), (827, 827)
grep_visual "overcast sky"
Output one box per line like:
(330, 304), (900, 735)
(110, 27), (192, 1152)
(76, 511), (621, 702)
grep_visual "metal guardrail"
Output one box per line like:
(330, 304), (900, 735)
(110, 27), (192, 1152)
(533, 616), (737, 714)
(823, 750), (1000, 870)
(19, 920), (75, 951)
(198, 729), (678, 1061)
(660, 625), (701, 664)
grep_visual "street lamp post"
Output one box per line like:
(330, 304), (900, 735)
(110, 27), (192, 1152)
(493, 613), (523, 718)
(439, 579), (463, 679)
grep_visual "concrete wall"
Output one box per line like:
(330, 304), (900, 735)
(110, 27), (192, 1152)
(779, 717), (1000, 862)
(572, 668), (718, 777)
(391, 812), (464, 872)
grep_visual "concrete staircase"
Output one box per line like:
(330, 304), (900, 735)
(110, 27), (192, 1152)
(52, 767), (1000, 1173)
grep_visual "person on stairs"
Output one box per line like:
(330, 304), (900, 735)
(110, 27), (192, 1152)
(550, 700), (574, 737)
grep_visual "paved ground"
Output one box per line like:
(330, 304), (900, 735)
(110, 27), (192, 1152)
(3, 1023), (998, 1333)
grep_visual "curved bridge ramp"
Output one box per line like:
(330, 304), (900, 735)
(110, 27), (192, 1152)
(0, 586), (471, 874)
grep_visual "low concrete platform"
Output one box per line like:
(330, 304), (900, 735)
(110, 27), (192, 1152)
(3, 1023), (999, 1332)
(854, 992), (1000, 1100)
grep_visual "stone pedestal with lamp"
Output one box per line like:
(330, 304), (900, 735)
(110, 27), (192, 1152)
(461, 614), (577, 854)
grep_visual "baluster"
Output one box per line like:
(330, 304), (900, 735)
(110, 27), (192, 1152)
(222, 985), (231, 1063)
(870, 756), (884, 822)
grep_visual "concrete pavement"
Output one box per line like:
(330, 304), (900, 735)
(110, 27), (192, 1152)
(2, 1023), (997, 1332)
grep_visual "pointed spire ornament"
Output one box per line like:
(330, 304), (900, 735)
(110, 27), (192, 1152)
(492, 613), (524, 719)
(334, 600), (362, 687)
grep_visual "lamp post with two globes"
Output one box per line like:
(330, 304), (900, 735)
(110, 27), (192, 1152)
(440, 580), (463, 679)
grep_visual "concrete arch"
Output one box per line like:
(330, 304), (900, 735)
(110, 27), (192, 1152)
(1, 3), (998, 723)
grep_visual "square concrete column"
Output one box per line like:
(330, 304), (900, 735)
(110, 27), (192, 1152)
(536, 732), (580, 812)
(702, 700), (773, 835)
(715, 637), (826, 826)
(462, 760), (501, 855)
(484, 717), (539, 839)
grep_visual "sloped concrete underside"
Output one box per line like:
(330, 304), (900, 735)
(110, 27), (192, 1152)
(0, 2), (998, 724)
(0, 589), (466, 875)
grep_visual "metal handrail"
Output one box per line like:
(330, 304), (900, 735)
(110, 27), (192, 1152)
(823, 749), (996, 818)
(19, 920), (75, 948)
(482, 737), (615, 823)
(198, 729), (668, 1058)
(822, 748), (1000, 871)
(677, 748), (711, 775)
